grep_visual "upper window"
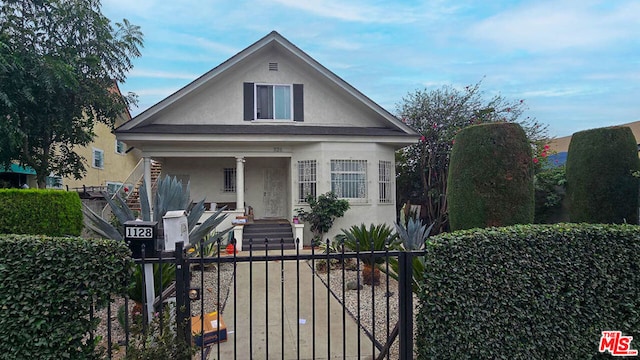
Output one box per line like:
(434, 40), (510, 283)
(331, 160), (367, 200)
(244, 82), (304, 122)
(46, 175), (63, 189)
(115, 140), (126, 155)
(92, 148), (104, 169)
(256, 84), (291, 120)
(298, 160), (317, 203)
(378, 160), (392, 203)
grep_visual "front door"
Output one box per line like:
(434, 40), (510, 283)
(263, 168), (286, 218)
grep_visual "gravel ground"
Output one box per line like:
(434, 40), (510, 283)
(311, 259), (419, 360)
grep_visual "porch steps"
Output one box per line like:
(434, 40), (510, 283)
(126, 161), (162, 212)
(242, 221), (296, 251)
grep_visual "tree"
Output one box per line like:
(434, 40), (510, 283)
(396, 81), (548, 234)
(0, 0), (143, 188)
(295, 192), (350, 244)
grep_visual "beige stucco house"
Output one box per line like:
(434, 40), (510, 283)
(116, 31), (418, 249)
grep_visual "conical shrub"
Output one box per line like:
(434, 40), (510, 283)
(447, 122), (534, 230)
(566, 126), (640, 224)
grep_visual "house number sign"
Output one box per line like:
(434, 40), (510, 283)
(124, 220), (158, 258)
(125, 226), (154, 238)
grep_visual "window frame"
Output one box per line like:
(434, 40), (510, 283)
(297, 160), (317, 203)
(115, 140), (126, 155)
(330, 159), (368, 201)
(254, 83), (293, 120)
(92, 148), (104, 169)
(378, 160), (392, 204)
(223, 168), (236, 193)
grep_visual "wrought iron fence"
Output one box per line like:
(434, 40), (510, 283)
(96, 239), (422, 360)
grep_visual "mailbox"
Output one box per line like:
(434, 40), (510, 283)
(124, 220), (158, 258)
(163, 210), (188, 252)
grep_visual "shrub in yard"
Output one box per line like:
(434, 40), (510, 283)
(0, 189), (83, 236)
(566, 126), (640, 224)
(447, 122), (534, 230)
(0, 234), (132, 359)
(417, 224), (640, 359)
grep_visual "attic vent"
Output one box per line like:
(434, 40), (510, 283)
(268, 62), (278, 71)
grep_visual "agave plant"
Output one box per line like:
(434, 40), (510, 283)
(387, 217), (434, 293)
(337, 223), (399, 285)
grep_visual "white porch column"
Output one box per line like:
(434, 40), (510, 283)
(143, 157), (153, 219)
(236, 156), (245, 213)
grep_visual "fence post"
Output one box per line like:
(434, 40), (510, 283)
(174, 241), (191, 345)
(398, 251), (414, 360)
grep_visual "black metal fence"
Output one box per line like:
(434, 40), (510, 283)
(96, 239), (422, 359)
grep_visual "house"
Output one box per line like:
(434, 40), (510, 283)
(115, 31), (418, 249)
(549, 120), (640, 166)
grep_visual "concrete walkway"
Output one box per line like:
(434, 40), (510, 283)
(202, 252), (376, 359)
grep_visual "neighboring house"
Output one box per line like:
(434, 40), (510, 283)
(0, 84), (142, 195)
(115, 31), (418, 248)
(549, 121), (640, 166)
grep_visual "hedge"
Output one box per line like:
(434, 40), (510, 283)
(0, 189), (83, 236)
(417, 224), (640, 359)
(447, 122), (534, 230)
(0, 235), (133, 359)
(566, 126), (640, 224)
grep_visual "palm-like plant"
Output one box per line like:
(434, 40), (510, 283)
(337, 223), (399, 285)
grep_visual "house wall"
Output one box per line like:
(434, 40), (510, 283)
(64, 118), (141, 190)
(152, 46), (389, 128)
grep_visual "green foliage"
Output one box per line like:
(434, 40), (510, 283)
(0, 234), (133, 359)
(0, 1), (143, 187)
(566, 126), (640, 224)
(534, 166), (567, 223)
(394, 217), (434, 251)
(447, 122), (534, 230)
(296, 192), (350, 243)
(123, 304), (195, 360)
(395, 81), (548, 234)
(337, 223), (399, 265)
(417, 224), (640, 359)
(0, 189), (82, 236)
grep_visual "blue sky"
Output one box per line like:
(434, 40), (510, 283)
(102, 0), (640, 137)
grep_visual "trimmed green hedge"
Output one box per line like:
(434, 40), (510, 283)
(566, 126), (640, 224)
(0, 235), (132, 359)
(0, 189), (83, 236)
(418, 224), (640, 359)
(448, 122), (534, 230)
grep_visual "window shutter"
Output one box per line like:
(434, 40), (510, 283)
(243, 82), (254, 121)
(293, 84), (304, 122)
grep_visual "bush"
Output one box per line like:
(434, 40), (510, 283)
(0, 235), (133, 359)
(0, 189), (83, 236)
(417, 224), (640, 359)
(566, 126), (640, 224)
(447, 122), (534, 230)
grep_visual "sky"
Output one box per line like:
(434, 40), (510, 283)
(102, 0), (640, 138)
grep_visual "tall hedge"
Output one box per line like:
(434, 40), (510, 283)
(0, 235), (132, 359)
(417, 224), (640, 359)
(566, 126), (640, 224)
(0, 189), (83, 236)
(447, 122), (534, 230)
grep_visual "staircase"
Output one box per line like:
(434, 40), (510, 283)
(242, 220), (296, 250)
(127, 161), (162, 213)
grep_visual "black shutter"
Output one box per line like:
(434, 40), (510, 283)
(243, 82), (254, 121)
(293, 84), (304, 122)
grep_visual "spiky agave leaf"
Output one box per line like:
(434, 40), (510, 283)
(139, 180), (151, 221)
(188, 206), (230, 246)
(103, 191), (136, 227)
(395, 218), (434, 251)
(81, 203), (123, 241)
(187, 199), (206, 230)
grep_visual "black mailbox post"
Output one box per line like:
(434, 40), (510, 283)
(124, 220), (158, 258)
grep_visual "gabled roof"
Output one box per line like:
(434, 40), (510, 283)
(117, 31), (417, 135)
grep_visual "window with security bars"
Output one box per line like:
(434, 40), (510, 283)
(331, 160), (367, 200)
(298, 160), (316, 202)
(224, 168), (236, 192)
(379, 160), (392, 203)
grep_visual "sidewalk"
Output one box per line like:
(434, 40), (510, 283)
(204, 252), (376, 359)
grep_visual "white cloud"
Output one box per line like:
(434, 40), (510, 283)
(468, 0), (640, 53)
(270, 0), (421, 23)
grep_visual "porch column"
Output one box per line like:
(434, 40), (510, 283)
(144, 157), (153, 219)
(236, 156), (245, 213)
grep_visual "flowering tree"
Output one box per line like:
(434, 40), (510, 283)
(396, 82), (548, 234)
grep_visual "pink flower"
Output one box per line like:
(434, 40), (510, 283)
(124, 187), (129, 192)
(544, 144), (550, 150)
(533, 157), (539, 164)
(541, 151), (547, 157)
(420, 136), (426, 142)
